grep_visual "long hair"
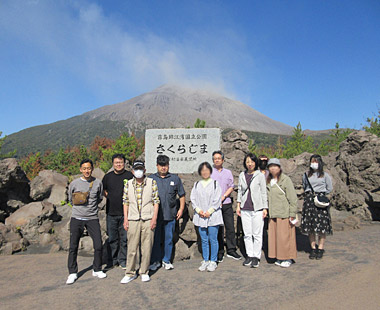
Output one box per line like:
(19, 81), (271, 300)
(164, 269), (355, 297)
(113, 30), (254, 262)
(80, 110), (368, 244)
(308, 154), (325, 178)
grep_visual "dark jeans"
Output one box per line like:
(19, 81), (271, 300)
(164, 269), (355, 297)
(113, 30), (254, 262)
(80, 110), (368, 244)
(218, 203), (237, 255)
(68, 218), (103, 274)
(107, 214), (127, 267)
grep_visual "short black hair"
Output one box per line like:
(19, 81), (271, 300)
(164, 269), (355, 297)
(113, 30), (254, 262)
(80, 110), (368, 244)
(198, 162), (213, 175)
(112, 153), (126, 163)
(157, 155), (170, 166)
(80, 158), (93, 168)
(243, 153), (259, 171)
(212, 150), (224, 160)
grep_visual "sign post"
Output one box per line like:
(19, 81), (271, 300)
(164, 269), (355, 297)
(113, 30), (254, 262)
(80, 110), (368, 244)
(145, 128), (221, 173)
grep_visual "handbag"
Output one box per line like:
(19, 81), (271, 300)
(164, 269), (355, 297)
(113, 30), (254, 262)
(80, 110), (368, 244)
(304, 173), (330, 209)
(72, 181), (94, 205)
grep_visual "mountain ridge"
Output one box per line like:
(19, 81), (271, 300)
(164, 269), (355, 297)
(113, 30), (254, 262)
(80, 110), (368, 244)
(3, 84), (295, 157)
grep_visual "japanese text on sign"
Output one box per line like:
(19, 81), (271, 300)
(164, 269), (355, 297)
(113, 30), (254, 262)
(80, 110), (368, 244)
(145, 128), (221, 173)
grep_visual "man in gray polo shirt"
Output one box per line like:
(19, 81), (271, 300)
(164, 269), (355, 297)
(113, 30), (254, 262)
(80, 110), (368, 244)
(149, 155), (186, 270)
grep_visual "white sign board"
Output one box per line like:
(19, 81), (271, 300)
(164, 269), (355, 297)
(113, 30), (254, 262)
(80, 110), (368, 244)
(145, 128), (221, 173)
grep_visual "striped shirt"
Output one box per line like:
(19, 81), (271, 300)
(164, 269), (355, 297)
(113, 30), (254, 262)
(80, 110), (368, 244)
(123, 177), (160, 209)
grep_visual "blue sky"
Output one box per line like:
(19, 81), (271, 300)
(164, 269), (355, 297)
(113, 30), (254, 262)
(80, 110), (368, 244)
(1, 0), (379, 135)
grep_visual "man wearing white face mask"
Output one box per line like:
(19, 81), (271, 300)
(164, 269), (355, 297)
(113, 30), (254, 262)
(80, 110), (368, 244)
(120, 160), (160, 284)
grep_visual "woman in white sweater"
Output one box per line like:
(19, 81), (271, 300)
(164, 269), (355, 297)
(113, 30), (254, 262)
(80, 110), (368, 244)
(191, 162), (223, 272)
(236, 153), (268, 268)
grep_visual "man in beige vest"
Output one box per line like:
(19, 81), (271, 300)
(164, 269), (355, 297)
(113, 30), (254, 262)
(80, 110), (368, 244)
(120, 160), (160, 284)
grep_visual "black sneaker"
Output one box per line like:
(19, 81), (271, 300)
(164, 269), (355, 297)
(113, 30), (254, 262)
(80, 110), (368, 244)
(251, 257), (260, 268)
(227, 251), (242, 260)
(217, 254), (224, 263)
(243, 257), (253, 266)
(309, 248), (317, 260)
(316, 249), (325, 260)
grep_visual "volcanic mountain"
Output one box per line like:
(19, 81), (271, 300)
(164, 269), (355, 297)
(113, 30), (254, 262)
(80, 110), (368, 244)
(3, 84), (293, 156)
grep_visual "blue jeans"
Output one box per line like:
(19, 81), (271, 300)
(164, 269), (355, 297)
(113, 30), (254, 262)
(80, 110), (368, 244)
(151, 219), (176, 263)
(106, 215), (127, 267)
(198, 226), (219, 262)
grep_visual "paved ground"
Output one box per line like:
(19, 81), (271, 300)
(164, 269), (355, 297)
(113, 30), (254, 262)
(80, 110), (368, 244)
(1, 224), (380, 310)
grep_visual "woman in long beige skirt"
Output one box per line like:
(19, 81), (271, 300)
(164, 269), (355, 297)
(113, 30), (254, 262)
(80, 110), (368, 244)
(266, 158), (298, 268)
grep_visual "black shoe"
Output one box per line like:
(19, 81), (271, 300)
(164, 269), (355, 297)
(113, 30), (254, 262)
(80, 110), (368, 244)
(309, 248), (317, 260)
(217, 254), (224, 263)
(251, 257), (260, 268)
(243, 257), (253, 266)
(316, 249), (324, 260)
(227, 251), (242, 260)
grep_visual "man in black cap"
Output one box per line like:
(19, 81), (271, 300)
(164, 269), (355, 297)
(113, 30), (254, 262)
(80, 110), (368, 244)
(120, 160), (160, 284)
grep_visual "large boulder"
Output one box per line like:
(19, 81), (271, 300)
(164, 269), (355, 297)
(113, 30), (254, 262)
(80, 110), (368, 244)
(0, 158), (30, 222)
(5, 200), (60, 241)
(30, 170), (68, 205)
(332, 131), (380, 220)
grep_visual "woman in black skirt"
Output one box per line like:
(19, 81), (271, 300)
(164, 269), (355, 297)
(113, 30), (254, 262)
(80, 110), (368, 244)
(301, 155), (333, 260)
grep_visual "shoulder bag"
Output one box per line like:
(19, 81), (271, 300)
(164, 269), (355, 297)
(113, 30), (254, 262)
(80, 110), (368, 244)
(304, 173), (330, 209)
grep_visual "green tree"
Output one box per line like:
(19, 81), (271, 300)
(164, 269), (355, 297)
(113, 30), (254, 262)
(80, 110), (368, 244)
(100, 133), (144, 172)
(317, 123), (353, 155)
(0, 131), (16, 159)
(20, 152), (43, 179)
(248, 139), (257, 154)
(363, 108), (380, 137)
(283, 122), (315, 158)
(194, 118), (206, 128)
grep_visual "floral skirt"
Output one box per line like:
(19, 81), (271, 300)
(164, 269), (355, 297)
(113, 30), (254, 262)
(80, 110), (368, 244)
(301, 192), (333, 236)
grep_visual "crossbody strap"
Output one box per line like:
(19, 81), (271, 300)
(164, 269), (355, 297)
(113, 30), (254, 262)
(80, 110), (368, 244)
(304, 173), (315, 194)
(242, 173), (257, 196)
(275, 183), (286, 195)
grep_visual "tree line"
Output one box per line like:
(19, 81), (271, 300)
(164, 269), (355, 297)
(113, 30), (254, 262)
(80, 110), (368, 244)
(0, 109), (379, 179)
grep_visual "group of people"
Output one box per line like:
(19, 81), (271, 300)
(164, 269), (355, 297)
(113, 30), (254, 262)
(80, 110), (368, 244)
(65, 149), (333, 285)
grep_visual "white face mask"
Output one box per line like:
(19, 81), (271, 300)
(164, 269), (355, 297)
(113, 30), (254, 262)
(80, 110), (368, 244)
(134, 169), (144, 178)
(310, 163), (319, 170)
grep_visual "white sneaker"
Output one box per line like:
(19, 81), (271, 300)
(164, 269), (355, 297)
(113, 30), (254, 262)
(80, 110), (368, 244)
(141, 274), (150, 282)
(275, 260), (282, 266)
(149, 261), (161, 271)
(66, 273), (78, 285)
(207, 261), (217, 272)
(92, 270), (107, 279)
(162, 261), (174, 270)
(120, 275), (137, 284)
(280, 260), (293, 268)
(198, 260), (210, 272)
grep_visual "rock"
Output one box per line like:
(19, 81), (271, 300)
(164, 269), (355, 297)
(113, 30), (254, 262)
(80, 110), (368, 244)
(343, 216), (361, 229)
(30, 170), (68, 205)
(49, 243), (62, 253)
(0, 158), (30, 222)
(173, 238), (190, 261)
(4, 200), (59, 243)
(80, 236), (94, 253)
(5, 202), (46, 227)
(189, 242), (202, 260)
(178, 218), (198, 242)
(39, 233), (54, 246)
(1, 243), (13, 255)
(92, 168), (105, 180)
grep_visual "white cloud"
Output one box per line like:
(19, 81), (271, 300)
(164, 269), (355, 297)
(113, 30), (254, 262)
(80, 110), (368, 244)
(0, 0), (253, 100)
